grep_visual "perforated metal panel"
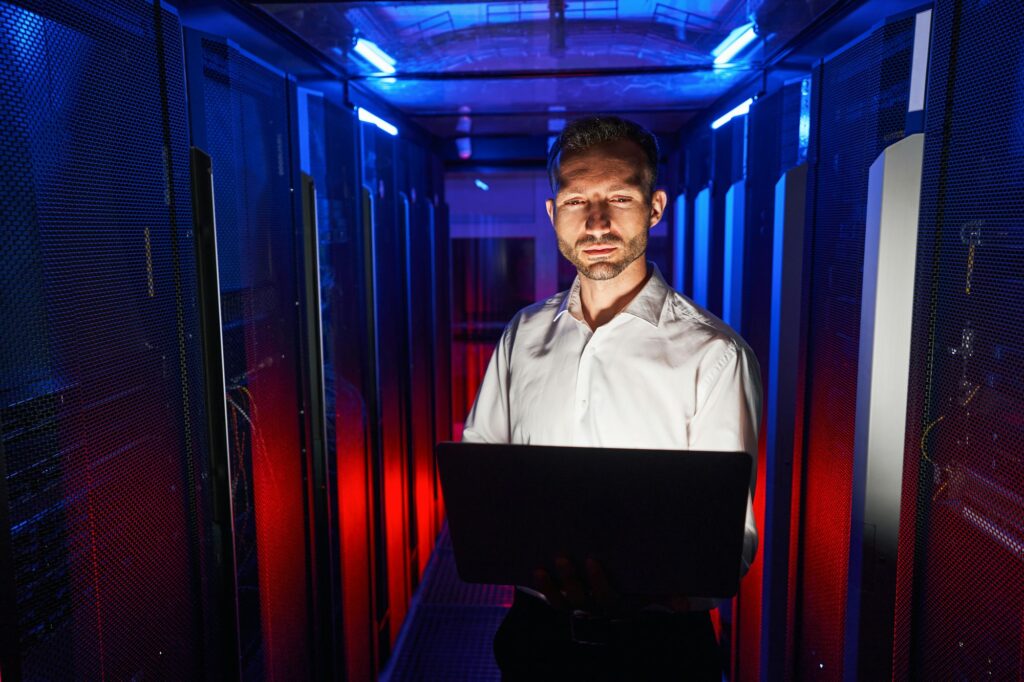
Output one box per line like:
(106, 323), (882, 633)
(0, 0), (220, 678)
(418, 538), (513, 608)
(385, 528), (509, 682)
(386, 604), (506, 682)
(184, 32), (312, 681)
(796, 14), (916, 677)
(894, 0), (1024, 678)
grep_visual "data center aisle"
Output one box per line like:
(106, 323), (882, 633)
(381, 526), (513, 681)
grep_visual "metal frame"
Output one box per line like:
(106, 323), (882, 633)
(359, 179), (390, 667)
(299, 170), (339, 679)
(349, 63), (757, 81)
(722, 178), (746, 330)
(760, 163), (809, 681)
(410, 106), (705, 118)
(189, 146), (243, 681)
(846, 132), (924, 682)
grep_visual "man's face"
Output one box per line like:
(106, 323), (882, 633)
(546, 139), (667, 281)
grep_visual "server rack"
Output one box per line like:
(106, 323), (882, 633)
(794, 11), (919, 677)
(684, 130), (711, 306)
(895, 0), (1024, 678)
(0, 0), (229, 678)
(398, 142), (443, 580)
(711, 116), (746, 322)
(302, 91), (380, 681)
(430, 176), (454, 530)
(183, 31), (315, 680)
(360, 121), (413, 657)
(730, 77), (808, 682)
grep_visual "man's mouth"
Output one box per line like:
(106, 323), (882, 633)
(582, 245), (617, 256)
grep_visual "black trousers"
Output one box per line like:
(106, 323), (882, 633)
(494, 591), (723, 681)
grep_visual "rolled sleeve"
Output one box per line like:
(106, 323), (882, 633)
(687, 340), (763, 575)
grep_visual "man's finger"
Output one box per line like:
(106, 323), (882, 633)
(584, 557), (615, 609)
(532, 568), (567, 611)
(555, 557), (586, 608)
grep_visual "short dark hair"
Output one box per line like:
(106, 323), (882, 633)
(547, 116), (660, 199)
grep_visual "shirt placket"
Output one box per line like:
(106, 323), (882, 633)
(573, 327), (596, 444)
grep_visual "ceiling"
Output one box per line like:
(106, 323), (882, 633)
(257, 0), (843, 140)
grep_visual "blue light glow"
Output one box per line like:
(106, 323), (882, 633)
(711, 97), (753, 130)
(354, 38), (397, 74)
(474, 179), (490, 191)
(798, 78), (811, 163)
(693, 188), (711, 307)
(723, 181), (745, 329)
(357, 107), (398, 136)
(712, 23), (757, 65)
(672, 194), (686, 292)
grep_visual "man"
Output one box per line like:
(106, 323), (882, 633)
(462, 116), (761, 680)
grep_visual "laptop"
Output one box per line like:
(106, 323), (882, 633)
(436, 442), (752, 599)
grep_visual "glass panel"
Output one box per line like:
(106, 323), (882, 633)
(185, 34), (312, 681)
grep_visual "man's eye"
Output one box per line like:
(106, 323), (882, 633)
(564, 199), (584, 206)
(612, 197), (632, 203)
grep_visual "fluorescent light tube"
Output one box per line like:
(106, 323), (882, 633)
(712, 23), (757, 65)
(711, 98), (753, 130)
(357, 107), (398, 136)
(474, 179), (490, 191)
(354, 38), (396, 74)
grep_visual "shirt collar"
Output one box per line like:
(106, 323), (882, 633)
(553, 262), (671, 328)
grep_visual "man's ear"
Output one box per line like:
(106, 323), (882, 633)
(649, 189), (668, 228)
(546, 198), (556, 227)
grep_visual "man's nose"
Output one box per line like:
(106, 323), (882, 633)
(585, 201), (612, 233)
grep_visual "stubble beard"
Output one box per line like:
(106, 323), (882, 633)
(558, 228), (649, 281)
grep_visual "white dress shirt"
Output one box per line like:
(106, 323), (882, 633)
(462, 264), (761, 608)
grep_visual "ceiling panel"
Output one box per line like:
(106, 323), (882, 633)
(412, 109), (698, 138)
(256, 0), (846, 138)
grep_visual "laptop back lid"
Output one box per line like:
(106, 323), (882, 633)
(436, 442), (752, 598)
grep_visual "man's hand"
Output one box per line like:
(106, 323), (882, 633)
(532, 556), (690, 616)
(532, 556), (620, 616)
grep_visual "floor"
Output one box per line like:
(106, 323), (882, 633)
(381, 526), (513, 681)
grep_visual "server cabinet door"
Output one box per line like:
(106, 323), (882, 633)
(400, 143), (442, 579)
(895, 0), (1024, 678)
(184, 31), (313, 681)
(303, 91), (379, 681)
(361, 122), (413, 653)
(734, 78), (809, 682)
(0, 0), (227, 678)
(795, 13), (918, 678)
(433, 198), (454, 529)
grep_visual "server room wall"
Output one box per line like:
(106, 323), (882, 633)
(0, 0), (450, 678)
